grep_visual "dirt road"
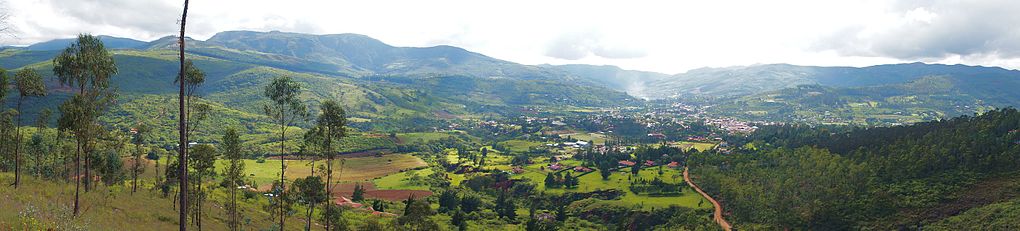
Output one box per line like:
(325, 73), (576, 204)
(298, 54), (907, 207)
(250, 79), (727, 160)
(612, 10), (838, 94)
(684, 167), (732, 231)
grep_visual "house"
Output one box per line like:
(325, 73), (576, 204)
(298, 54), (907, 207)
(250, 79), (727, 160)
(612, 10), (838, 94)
(647, 133), (666, 139)
(573, 166), (593, 172)
(512, 166), (525, 174)
(618, 160), (636, 167)
(667, 161), (681, 168)
(548, 163), (563, 171)
(335, 196), (364, 208)
(644, 160), (656, 167)
(575, 141), (590, 147)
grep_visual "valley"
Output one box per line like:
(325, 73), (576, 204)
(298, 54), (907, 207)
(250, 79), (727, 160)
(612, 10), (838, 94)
(1, 29), (1019, 231)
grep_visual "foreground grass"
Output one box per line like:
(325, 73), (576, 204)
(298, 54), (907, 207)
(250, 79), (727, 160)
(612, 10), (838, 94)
(0, 173), (394, 230)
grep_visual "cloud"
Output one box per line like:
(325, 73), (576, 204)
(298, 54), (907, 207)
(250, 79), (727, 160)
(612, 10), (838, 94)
(812, 0), (1020, 60)
(544, 30), (647, 60)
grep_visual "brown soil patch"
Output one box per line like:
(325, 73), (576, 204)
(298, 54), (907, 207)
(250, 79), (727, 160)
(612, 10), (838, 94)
(331, 182), (432, 201)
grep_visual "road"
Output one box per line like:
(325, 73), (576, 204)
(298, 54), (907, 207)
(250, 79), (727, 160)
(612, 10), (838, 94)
(684, 167), (732, 231)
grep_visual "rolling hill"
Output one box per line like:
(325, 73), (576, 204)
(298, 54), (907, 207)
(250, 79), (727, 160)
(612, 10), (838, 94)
(0, 31), (639, 148)
(643, 63), (1020, 124)
(647, 63), (1020, 99)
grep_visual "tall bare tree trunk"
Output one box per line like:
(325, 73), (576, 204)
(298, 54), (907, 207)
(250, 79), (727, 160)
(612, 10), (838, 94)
(132, 152), (139, 194)
(177, 1), (190, 230)
(73, 140), (81, 216)
(84, 143), (90, 192)
(279, 122), (286, 230)
(13, 100), (22, 188)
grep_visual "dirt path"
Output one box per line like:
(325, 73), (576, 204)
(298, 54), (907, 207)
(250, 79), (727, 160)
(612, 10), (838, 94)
(684, 167), (732, 231)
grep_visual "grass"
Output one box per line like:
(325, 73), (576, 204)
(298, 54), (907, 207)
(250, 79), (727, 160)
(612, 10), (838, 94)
(559, 132), (608, 145)
(0, 173), (338, 230)
(473, 158), (712, 210)
(498, 140), (545, 153)
(396, 132), (458, 145)
(217, 153), (427, 188)
(373, 168), (434, 190)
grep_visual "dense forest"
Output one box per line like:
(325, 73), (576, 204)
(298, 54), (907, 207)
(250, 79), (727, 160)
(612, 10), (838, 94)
(691, 108), (1020, 229)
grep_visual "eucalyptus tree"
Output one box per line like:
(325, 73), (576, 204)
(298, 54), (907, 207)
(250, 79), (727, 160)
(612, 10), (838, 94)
(176, 60), (209, 137)
(188, 144), (217, 230)
(315, 99), (347, 230)
(0, 69), (8, 166)
(52, 34), (118, 216)
(291, 176), (326, 231)
(176, 1), (192, 229)
(131, 123), (149, 193)
(33, 108), (52, 177)
(10, 68), (46, 187)
(221, 128), (244, 231)
(262, 75), (307, 228)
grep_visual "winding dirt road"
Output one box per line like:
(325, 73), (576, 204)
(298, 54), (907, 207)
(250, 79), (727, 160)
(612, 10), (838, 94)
(684, 167), (732, 231)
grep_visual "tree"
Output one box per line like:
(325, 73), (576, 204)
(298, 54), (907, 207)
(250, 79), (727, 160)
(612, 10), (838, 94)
(372, 200), (385, 212)
(563, 172), (576, 188)
(0, 70), (8, 179)
(52, 34), (118, 216)
(544, 172), (558, 188)
(176, 59), (209, 138)
(263, 75), (307, 229)
(292, 176), (326, 231)
(480, 147), (488, 167)
(451, 209), (466, 230)
(33, 108), (52, 177)
(438, 190), (460, 212)
(460, 194), (481, 213)
(315, 99), (347, 230)
(321, 204), (349, 231)
(352, 183), (366, 202)
(10, 68), (47, 188)
(188, 144), (217, 230)
(221, 128), (245, 231)
(176, 1), (192, 229)
(495, 191), (517, 220)
(398, 195), (439, 230)
(130, 123), (149, 193)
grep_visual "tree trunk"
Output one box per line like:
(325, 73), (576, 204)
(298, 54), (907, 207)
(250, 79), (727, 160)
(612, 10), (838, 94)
(178, 1), (191, 231)
(325, 158), (333, 230)
(280, 120), (286, 230)
(84, 142), (91, 192)
(74, 140), (81, 216)
(132, 148), (139, 194)
(13, 100), (22, 188)
(306, 201), (314, 231)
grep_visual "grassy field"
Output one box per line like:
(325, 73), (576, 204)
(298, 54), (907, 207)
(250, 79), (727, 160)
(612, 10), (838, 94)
(396, 132), (458, 145)
(373, 168), (434, 191)
(558, 132), (608, 145)
(218, 153), (427, 187)
(0, 173), (390, 230)
(497, 140), (545, 153)
(440, 152), (711, 211)
(681, 141), (717, 152)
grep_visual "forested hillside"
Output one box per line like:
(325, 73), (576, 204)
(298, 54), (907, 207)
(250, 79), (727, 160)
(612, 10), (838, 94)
(691, 108), (1020, 229)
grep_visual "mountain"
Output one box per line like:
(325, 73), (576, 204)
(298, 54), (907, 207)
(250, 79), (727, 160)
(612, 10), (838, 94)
(647, 63), (1020, 99)
(24, 35), (148, 51)
(543, 64), (671, 99)
(646, 63), (1020, 124)
(195, 30), (577, 81)
(0, 31), (635, 133)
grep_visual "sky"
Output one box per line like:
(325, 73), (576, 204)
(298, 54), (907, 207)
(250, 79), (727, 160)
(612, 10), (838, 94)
(3, 0), (1019, 74)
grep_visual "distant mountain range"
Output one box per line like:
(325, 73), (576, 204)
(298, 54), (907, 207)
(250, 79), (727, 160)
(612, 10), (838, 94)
(3, 30), (1020, 126)
(649, 63), (1020, 124)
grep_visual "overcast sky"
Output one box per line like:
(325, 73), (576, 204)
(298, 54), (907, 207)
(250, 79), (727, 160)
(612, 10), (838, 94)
(4, 0), (1019, 74)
